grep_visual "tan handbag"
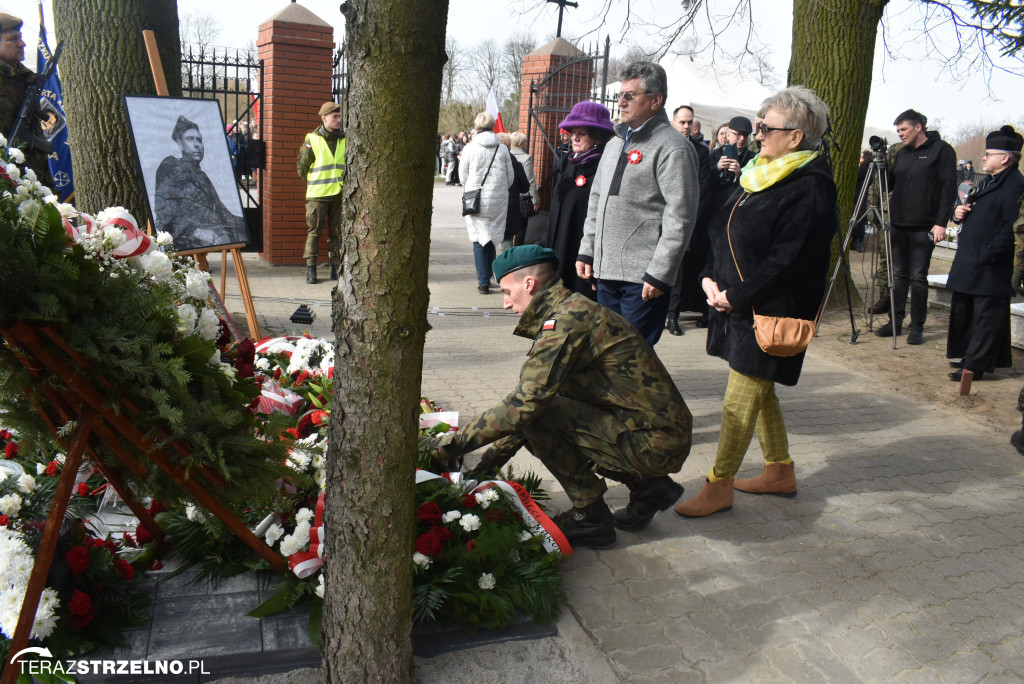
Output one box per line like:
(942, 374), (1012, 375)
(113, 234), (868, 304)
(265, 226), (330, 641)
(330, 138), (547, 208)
(725, 195), (823, 358)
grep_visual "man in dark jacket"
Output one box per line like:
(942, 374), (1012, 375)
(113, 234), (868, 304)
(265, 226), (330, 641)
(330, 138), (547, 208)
(425, 246), (692, 549)
(0, 12), (53, 188)
(876, 109), (957, 345)
(946, 125), (1024, 382)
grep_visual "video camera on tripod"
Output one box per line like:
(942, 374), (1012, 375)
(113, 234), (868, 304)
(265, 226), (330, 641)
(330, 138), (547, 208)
(868, 135), (888, 163)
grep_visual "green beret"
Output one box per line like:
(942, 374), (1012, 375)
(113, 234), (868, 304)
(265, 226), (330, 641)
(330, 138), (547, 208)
(492, 245), (559, 282)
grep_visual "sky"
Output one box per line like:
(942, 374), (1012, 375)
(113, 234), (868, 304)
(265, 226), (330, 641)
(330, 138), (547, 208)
(8, 0), (1023, 140)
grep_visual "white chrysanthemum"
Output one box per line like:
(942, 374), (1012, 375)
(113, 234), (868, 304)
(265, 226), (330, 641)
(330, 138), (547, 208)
(478, 573), (496, 590)
(56, 453), (66, 465)
(176, 303), (197, 335)
(35, 462), (46, 475)
(459, 513), (481, 532)
(185, 503), (205, 523)
(279, 533), (305, 557)
(140, 250), (173, 281)
(4, 164), (20, 181)
(442, 510), (461, 523)
(319, 349), (335, 375)
(412, 552), (432, 568)
(287, 449), (311, 471)
(0, 494), (21, 517)
(315, 574), (325, 598)
(0, 134), (7, 147)
(296, 507), (314, 524)
(102, 225), (126, 247)
(264, 523), (284, 546)
(185, 270), (211, 300)
(22, 167), (36, 183)
(14, 184), (30, 201)
(0, 529), (62, 639)
(255, 357), (271, 371)
(196, 308), (221, 341)
(16, 474), (35, 493)
(156, 231), (174, 246)
(17, 199), (34, 216)
(474, 488), (499, 509)
(7, 148), (25, 164)
(37, 185), (52, 197)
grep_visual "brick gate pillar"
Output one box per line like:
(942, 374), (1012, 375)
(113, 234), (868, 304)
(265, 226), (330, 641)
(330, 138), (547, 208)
(257, 3), (335, 265)
(518, 38), (594, 210)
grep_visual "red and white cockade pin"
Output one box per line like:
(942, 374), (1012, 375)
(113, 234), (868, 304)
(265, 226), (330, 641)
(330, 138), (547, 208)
(575, 175), (587, 187)
(628, 149), (643, 164)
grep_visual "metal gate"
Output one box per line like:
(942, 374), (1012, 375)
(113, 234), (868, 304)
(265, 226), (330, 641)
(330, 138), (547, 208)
(181, 44), (264, 251)
(526, 36), (612, 197)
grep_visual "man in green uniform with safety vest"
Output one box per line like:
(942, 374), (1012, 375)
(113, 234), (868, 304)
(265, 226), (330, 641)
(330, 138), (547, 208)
(423, 245), (693, 549)
(297, 101), (345, 284)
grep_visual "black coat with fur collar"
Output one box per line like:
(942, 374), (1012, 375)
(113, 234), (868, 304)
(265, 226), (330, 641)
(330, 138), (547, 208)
(702, 154), (838, 386)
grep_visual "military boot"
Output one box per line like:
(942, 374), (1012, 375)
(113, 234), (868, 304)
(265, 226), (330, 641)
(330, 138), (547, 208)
(552, 498), (616, 549)
(1012, 415), (1024, 457)
(612, 475), (684, 531)
(329, 262), (339, 281)
(306, 265), (317, 284)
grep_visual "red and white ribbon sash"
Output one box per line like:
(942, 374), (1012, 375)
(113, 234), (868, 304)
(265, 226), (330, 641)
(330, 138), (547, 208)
(288, 491), (325, 578)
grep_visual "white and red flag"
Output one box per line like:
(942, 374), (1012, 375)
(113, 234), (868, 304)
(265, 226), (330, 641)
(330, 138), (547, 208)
(486, 87), (505, 133)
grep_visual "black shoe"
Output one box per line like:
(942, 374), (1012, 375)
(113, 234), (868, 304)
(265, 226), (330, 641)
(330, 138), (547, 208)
(478, 285), (490, 295)
(329, 263), (339, 280)
(612, 476), (684, 532)
(868, 295), (890, 315)
(306, 265), (317, 284)
(552, 499), (616, 549)
(949, 368), (984, 381)
(695, 315), (708, 329)
(906, 329), (924, 345)
(1012, 430), (1024, 457)
(874, 321), (900, 337)
(667, 316), (683, 336)
(950, 359), (964, 368)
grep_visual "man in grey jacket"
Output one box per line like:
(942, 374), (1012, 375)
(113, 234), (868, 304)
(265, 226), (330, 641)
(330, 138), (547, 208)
(575, 61), (699, 346)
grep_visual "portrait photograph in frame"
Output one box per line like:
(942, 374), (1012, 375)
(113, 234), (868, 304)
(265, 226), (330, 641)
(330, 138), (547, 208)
(123, 95), (249, 253)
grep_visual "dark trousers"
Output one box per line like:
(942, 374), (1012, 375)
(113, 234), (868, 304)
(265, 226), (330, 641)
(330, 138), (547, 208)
(596, 279), (670, 346)
(472, 241), (496, 288)
(946, 291), (1011, 372)
(888, 228), (935, 331)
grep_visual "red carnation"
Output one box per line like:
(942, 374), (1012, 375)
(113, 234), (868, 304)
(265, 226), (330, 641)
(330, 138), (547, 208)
(310, 410), (329, 427)
(4, 441), (18, 458)
(292, 370), (311, 386)
(466, 540), (476, 553)
(429, 525), (453, 542)
(0, 515), (10, 527)
(134, 523), (154, 545)
(45, 461), (58, 477)
(149, 560), (164, 571)
(114, 558), (135, 581)
(216, 320), (231, 346)
(485, 509), (506, 522)
(76, 483), (90, 496)
(460, 494), (478, 508)
(234, 339), (256, 378)
(327, 366), (334, 379)
(67, 590), (94, 627)
(273, 367), (283, 380)
(296, 413), (315, 438)
(415, 501), (442, 525)
(147, 500), (167, 516)
(0, 429), (10, 440)
(414, 532), (443, 557)
(282, 428), (299, 441)
(65, 546), (91, 574)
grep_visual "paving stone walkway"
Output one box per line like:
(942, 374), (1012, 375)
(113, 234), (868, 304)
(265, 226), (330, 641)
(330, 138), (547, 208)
(199, 182), (1024, 682)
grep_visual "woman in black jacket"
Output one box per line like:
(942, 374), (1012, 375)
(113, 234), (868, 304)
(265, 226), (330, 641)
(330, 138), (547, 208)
(543, 101), (615, 299)
(675, 86), (837, 518)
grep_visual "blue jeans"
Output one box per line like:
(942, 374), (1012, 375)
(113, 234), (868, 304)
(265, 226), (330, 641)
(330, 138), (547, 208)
(473, 241), (496, 288)
(888, 228), (934, 330)
(596, 279), (671, 346)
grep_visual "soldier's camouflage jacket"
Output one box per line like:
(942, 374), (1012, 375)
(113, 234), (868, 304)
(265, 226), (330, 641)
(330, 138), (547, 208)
(439, 278), (692, 459)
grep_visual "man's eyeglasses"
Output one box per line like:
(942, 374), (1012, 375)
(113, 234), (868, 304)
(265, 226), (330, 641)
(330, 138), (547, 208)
(617, 91), (652, 102)
(756, 122), (797, 137)
(982, 151), (1008, 158)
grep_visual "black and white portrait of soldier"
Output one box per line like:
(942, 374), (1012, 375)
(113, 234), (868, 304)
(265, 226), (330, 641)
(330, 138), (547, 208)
(124, 97), (249, 253)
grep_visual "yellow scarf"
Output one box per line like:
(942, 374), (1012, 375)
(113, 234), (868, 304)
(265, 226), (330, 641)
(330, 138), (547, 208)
(739, 150), (818, 193)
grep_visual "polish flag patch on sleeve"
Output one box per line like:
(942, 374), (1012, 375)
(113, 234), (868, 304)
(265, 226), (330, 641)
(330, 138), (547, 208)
(542, 319), (556, 331)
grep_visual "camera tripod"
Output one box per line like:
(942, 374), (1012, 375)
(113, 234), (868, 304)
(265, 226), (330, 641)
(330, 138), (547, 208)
(822, 146), (898, 348)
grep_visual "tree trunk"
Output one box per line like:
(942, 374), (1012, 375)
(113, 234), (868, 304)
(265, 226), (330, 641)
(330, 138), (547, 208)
(788, 0), (888, 308)
(141, 0), (182, 97)
(321, 1), (448, 681)
(54, 0), (173, 218)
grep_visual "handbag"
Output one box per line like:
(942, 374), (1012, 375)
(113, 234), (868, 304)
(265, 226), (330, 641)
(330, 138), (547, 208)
(462, 147), (499, 216)
(725, 195), (824, 358)
(518, 194), (536, 218)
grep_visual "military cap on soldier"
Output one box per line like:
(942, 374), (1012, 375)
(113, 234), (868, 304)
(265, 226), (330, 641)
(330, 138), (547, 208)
(492, 245), (559, 282)
(986, 125), (1023, 153)
(171, 115), (200, 142)
(318, 101), (341, 116)
(0, 13), (22, 34)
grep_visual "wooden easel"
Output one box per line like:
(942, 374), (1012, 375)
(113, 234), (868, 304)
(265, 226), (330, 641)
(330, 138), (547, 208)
(142, 31), (261, 341)
(0, 321), (285, 683)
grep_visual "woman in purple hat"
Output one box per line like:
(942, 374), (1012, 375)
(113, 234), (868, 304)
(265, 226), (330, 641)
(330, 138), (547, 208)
(543, 101), (615, 299)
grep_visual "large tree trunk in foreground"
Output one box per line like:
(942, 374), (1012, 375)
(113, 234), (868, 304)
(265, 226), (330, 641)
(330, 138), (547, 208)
(322, 1), (448, 681)
(788, 0), (888, 308)
(54, 0), (179, 216)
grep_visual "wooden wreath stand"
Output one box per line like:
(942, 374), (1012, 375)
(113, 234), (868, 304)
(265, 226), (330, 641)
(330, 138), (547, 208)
(0, 321), (285, 682)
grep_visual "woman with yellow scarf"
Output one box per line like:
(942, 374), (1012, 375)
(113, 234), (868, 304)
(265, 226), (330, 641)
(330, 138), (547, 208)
(675, 86), (838, 517)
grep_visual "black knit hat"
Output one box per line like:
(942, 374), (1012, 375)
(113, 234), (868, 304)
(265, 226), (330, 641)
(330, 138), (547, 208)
(986, 125), (1023, 153)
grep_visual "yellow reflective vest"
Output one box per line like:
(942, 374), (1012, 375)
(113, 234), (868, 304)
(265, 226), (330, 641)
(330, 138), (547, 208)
(305, 134), (346, 199)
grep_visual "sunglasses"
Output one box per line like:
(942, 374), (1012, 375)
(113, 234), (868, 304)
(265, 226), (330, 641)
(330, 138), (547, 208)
(617, 91), (652, 102)
(756, 122), (797, 136)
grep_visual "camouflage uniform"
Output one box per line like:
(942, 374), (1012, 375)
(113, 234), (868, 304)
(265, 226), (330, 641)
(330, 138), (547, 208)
(0, 60), (54, 189)
(436, 278), (692, 507)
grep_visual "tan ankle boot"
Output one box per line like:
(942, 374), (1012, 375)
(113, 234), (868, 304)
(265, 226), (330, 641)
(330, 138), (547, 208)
(673, 477), (734, 517)
(733, 462), (797, 496)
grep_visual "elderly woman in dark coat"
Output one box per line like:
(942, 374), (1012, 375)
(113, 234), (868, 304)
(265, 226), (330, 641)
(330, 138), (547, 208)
(675, 85), (837, 517)
(543, 101), (615, 299)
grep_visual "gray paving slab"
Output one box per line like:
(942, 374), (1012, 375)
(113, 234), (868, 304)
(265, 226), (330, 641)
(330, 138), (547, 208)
(178, 181), (1024, 682)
